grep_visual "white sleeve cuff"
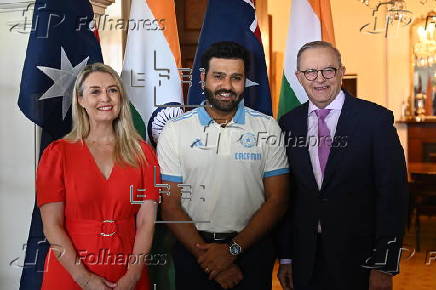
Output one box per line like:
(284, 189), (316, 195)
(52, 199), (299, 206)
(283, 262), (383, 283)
(375, 269), (394, 276)
(280, 259), (292, 264)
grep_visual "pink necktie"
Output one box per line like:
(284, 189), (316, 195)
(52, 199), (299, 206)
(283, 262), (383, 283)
(315, 109), (331, 177)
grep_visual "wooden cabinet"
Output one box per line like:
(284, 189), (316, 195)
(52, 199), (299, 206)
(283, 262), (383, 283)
(400, 120), (436, 162)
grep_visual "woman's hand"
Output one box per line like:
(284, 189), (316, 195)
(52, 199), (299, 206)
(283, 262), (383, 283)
(77, 273), (117, 290)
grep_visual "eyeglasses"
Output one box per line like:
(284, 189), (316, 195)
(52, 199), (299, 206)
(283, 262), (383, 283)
(299, 67), (339, 81)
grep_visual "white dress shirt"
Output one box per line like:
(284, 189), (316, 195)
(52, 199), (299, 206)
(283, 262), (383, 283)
(307, 90), (345, 190)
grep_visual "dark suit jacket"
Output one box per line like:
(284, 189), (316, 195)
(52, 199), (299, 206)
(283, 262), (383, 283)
(277, 92), (408, 287)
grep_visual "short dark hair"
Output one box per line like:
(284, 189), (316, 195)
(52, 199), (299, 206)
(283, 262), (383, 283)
(201, 41), (250, 75)
(296, 41), (342, 70)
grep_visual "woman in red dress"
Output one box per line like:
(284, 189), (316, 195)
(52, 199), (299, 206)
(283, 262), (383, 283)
(37, 63), (160, 290)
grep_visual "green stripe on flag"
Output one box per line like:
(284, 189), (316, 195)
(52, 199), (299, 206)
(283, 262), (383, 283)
(130, 103), (147, 140)
(278, 75), (301, 120)
(148, 225), (176, 290)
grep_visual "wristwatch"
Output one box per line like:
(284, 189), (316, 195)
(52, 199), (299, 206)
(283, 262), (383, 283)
(227, 240), (242, 256)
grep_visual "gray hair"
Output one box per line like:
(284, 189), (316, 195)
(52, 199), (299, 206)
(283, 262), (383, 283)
(296, 41), (342, 70)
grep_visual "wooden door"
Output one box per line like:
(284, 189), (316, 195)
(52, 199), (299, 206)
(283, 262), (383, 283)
(175, 0), (208, 101)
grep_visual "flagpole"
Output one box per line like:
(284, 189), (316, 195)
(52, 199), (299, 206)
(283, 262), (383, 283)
(34, 125), (41, 174)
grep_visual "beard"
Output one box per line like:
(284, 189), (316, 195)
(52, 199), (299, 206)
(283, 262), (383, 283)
(204, 87), (243, 112)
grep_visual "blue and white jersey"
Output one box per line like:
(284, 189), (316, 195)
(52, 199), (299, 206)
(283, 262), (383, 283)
(157, 102), (289, 232)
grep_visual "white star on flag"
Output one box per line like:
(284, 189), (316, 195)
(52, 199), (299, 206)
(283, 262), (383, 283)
(242, 0), (255, 9)
(245, 78), (259, 88)
(37, 47), (89, 120)
(242, 0), (257, 32)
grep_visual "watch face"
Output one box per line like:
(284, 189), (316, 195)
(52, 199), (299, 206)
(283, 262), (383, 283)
(230, 243), (241, 256)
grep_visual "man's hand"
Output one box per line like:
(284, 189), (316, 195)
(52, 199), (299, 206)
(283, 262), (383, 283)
(278, 263), (293, 290)
(113, 271), (140, 290)
(214, 264), (243, 289)
(369, 270), (392, 290)
(196, 243), (236, 279)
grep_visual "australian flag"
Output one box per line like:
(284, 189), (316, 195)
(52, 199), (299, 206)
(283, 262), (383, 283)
(187, 0), (272, 116)
(17, 0), (102, 289)
(18, 0), (103, 138)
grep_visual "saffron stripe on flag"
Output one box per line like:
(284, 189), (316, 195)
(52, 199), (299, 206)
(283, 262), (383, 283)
(121, 0), (183, 147)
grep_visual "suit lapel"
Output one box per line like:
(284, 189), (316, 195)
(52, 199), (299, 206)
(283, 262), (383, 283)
(321, 92), (359, 190)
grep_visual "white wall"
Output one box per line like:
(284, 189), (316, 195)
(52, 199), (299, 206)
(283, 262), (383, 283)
(0, 4), (36, 290)
(331, 0), (388, 105)
(0, 2), (123, 289)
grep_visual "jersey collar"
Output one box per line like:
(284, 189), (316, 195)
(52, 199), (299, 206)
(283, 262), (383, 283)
(197, 100), (245, 126)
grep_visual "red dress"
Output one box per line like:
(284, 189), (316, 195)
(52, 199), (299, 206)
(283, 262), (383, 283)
(36, 139), (160, 289)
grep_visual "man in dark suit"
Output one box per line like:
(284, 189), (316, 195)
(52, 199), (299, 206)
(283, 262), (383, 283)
(277, 41), (408, 290)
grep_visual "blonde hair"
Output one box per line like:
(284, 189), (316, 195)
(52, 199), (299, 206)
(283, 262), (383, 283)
(64, 63), (146, 167)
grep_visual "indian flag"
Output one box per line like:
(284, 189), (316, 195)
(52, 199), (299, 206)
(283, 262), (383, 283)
(121, 0), (183, 146)
(277, 0), (335, 119)
(121, 1), (181, 289)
